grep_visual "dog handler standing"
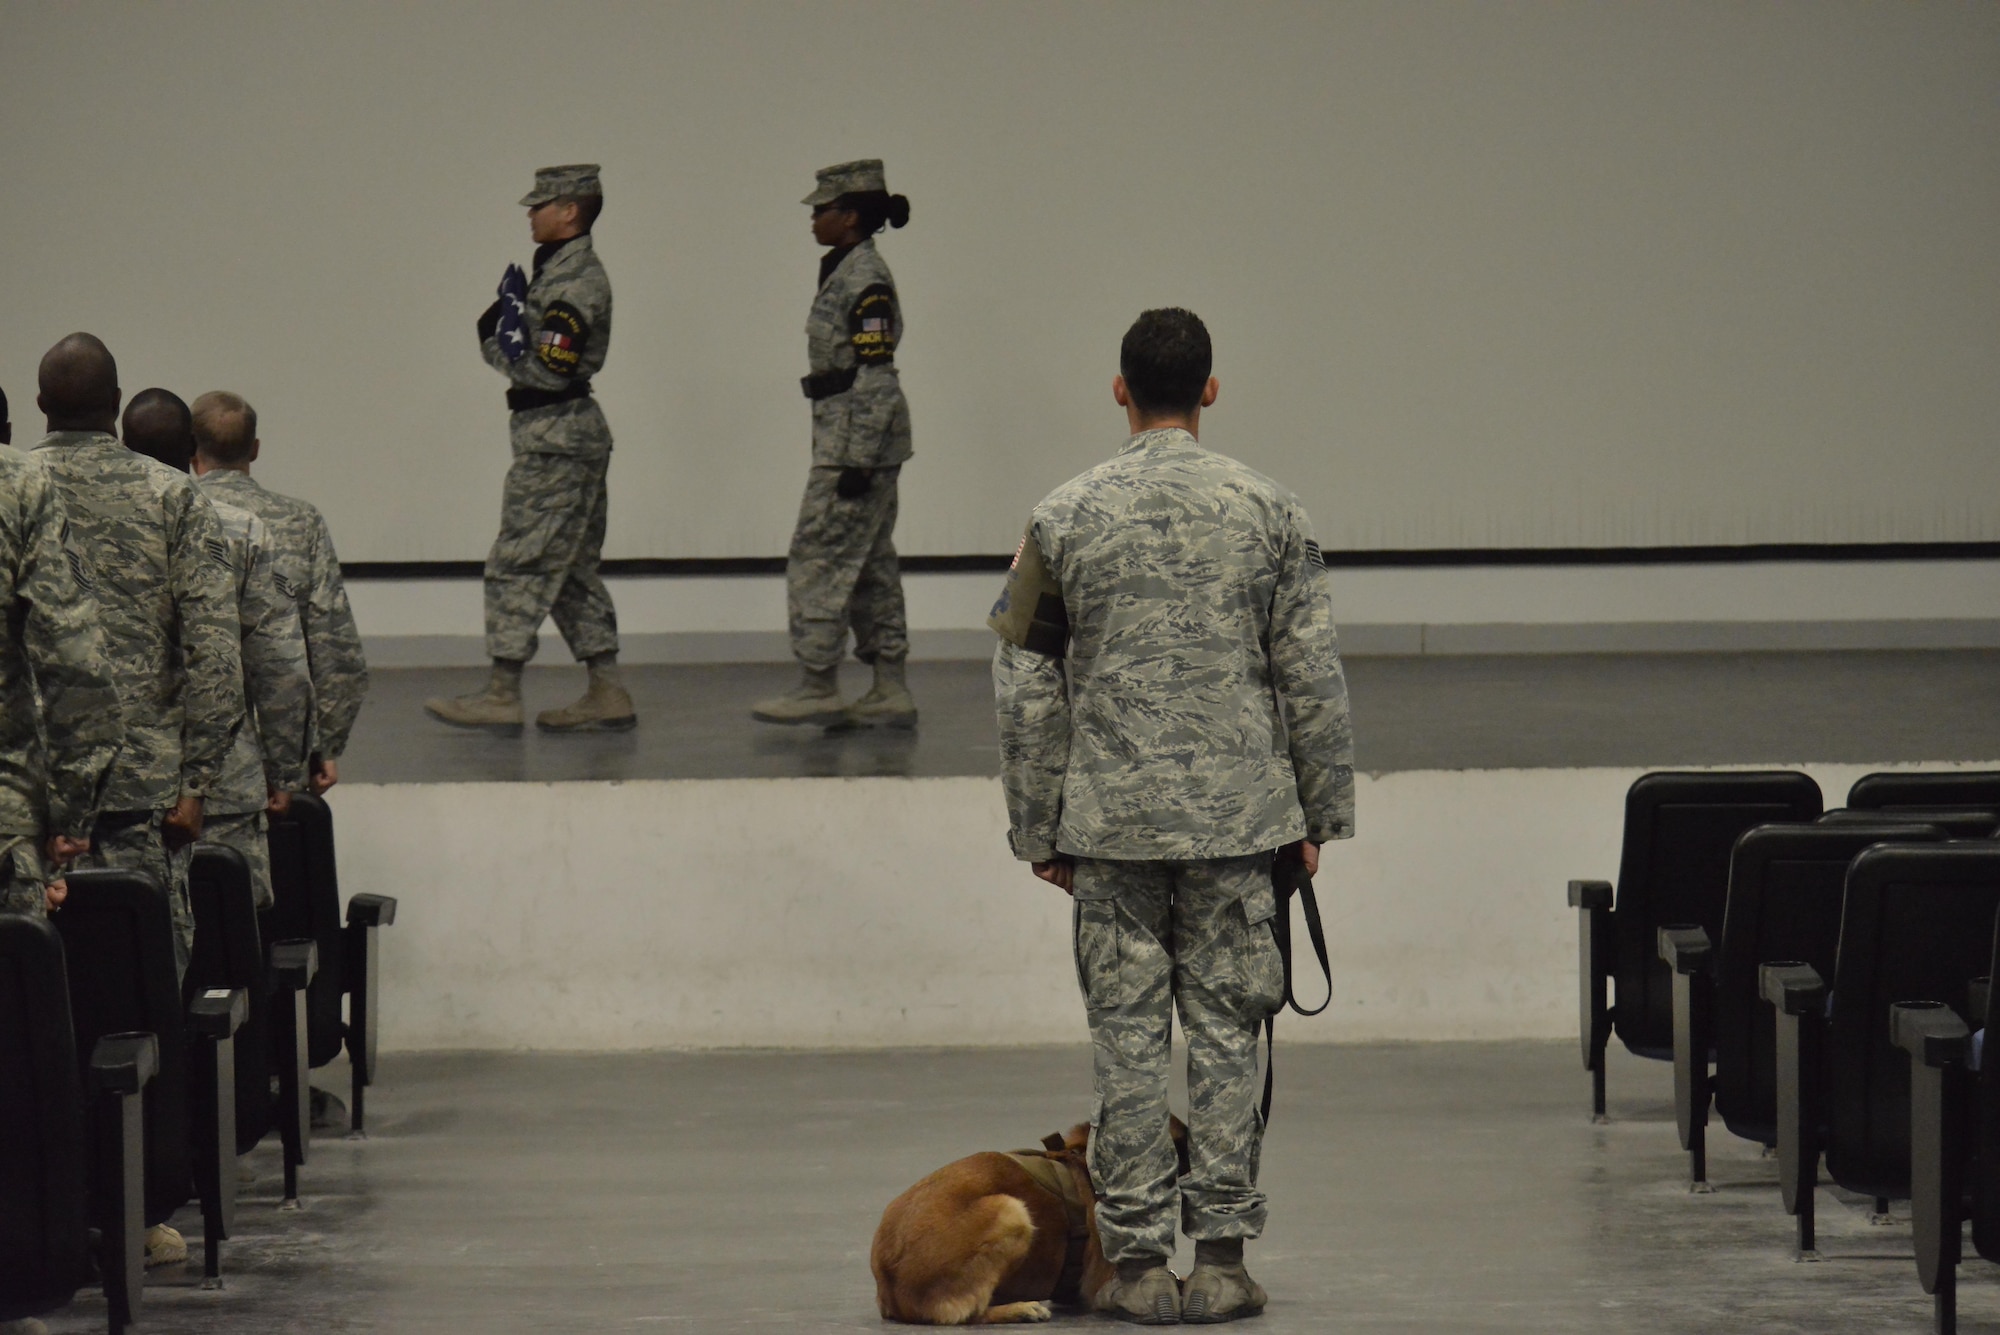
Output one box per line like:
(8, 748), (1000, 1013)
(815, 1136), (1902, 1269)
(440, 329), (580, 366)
(990, 308), (1354, 1324)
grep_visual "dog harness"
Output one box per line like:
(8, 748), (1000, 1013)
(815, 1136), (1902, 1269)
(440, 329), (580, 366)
(1004, 1134), (1095, 1303)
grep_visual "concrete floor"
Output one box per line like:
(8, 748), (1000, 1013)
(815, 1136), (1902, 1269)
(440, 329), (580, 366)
(346, 650), (2000, 784)
(36, 1042), (1996, 1333)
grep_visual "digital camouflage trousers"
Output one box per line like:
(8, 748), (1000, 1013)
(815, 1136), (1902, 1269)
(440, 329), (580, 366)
(785, 465), (908, 673)
(485, 451), (620, 664)
(1072, 853), (1285, 1262)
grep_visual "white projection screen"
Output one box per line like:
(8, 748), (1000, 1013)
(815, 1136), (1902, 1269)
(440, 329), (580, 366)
(3, 1), (1995, 562)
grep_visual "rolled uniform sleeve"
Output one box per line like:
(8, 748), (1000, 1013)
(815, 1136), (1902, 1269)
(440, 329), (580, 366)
(18, 476), (121, 838)
(302, 513), (369, 758)
(1270, 507), (1354, 842)
(238, 523), (313, 795)
(172, 494), (247, 799)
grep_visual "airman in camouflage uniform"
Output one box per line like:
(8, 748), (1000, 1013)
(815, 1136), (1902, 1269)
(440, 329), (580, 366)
(189, 392), (370, 795)
(194, 490), (313, 908)
(0, 448), (122, 919)
(752, 160), (917, 729)
(991, 309), (1353, 1324)
(32, 335), (245, 979)
(428, 163), (634, 735)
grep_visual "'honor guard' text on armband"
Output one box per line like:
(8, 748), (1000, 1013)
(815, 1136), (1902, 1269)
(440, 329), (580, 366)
(849, 284), (898, 365)
(987, 529), (1069, 657)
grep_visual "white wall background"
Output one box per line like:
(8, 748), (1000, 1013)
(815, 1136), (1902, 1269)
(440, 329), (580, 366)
(334, 762), (1988, 1052)
(3, 2), (1995, 562)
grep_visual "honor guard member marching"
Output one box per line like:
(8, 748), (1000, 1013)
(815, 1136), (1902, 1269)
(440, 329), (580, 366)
(751, 159), (917, 728)
(990, 310), (1354, 1324)
(0, 445), (122, 919)
(190, 392), (370, 796)
(428, 162), (633, 735)
(32, 334), (245, 979)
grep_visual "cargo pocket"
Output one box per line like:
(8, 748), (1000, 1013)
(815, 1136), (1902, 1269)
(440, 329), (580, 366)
(1073, 896), (1127, 1010)
(1236, 885), (1287, 1022)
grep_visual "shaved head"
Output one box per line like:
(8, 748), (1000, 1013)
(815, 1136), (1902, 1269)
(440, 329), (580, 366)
(123, 388), (194, 472)
(38, 333), (121, 432)
(191, 390), (258, 469)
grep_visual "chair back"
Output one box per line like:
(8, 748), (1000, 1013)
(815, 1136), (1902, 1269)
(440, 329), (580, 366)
(266, 793), (345, 1068)
(0, 915), (89, 1322)
(1612, 771), (1822, 1057)
(189, 845), (274, 1152)
(1713, 821), (1943, 1143)
(1824, 842), (2000, 1200)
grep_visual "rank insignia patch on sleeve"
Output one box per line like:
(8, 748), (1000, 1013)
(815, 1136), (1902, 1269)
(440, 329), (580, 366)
(536, 301), (589, 377)
(1305, 540), (1324, 570)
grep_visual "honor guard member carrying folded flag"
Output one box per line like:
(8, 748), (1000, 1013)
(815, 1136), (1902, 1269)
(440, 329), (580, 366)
(990, 309), (1355, 1325)
(751, 159), (917, 728)
(428, 163), (634, 735)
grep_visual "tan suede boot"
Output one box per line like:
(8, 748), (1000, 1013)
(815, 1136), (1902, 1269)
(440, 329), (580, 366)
(750, 666), (848, 725)
(424, 660), (524, 733)
(1179, 1240), (1266, 1324)
(843, 658), (918, 728)
(1094, 1258), (1182, 1324)
(536, 655), (637, 732)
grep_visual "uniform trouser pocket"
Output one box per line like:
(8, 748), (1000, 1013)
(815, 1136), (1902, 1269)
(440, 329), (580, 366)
(1073, 896), (1128, 1010)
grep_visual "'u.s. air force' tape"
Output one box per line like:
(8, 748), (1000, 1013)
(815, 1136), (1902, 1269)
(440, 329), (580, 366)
(987, 528), (1069, 657)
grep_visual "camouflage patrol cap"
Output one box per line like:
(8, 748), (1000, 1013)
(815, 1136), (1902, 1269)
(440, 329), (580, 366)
(520, 163), (603, 207)
(803, 159), (887, 206)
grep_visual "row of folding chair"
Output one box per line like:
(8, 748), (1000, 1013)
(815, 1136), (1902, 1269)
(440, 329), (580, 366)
(1569, 768), (2000, 1333)
(0, 793), (395, 1332)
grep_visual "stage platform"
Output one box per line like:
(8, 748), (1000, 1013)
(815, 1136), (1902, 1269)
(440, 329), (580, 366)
(40, 1042), (1990, 1334)
(346, 649), (2000, 782)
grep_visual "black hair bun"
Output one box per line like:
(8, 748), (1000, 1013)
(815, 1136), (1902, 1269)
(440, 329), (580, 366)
(887, 194), (911, 229)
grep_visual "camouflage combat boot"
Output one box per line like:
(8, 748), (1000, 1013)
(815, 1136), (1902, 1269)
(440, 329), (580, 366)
(843, 657), (918, 728)
(750, 666), (847, 726)
(1094, 1258), (1182, 1325)
(1179, 1240), (1266, 1324)
(423, 660), (524, 733)
(537, 654), (637, 733)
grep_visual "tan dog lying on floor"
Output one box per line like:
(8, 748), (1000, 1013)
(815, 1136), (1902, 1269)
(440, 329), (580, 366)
(872, 1118), (1190, 1325)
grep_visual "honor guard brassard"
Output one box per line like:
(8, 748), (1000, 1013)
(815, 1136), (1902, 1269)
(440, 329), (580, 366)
(988, 528), (1069, 657)
(536, 301), (590, 377)
(849, 284), (897, 364)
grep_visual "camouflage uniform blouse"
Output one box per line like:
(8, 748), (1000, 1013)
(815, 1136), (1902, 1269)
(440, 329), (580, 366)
(199, 493), (313, 813)
(0, 450), (122, 842)
(990, 428), (1354, 862)
(806, 238), (913, 469)
(195, 470), (370, 761)
(33, 432), (243, 812)
(481, 232), (614, 458)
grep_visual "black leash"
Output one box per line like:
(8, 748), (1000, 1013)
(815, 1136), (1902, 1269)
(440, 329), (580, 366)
(1260, 846), (1332, 1127)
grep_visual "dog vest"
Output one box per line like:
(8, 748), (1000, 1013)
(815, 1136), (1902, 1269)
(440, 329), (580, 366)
(1004, 1136), (1094, 1303)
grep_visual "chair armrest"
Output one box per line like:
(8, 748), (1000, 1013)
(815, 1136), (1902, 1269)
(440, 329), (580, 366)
(269, 938), (319, 991)
(1892, 1001), (1971, 1068)
(90, 1032), (160, 1095)
(346, 893), (398, 928)
(1760, 962), (1826, 1016)
(187, 986), (248, 1040)
(1567, 879), (1613, 910)
(1658, 926), (1713, 976)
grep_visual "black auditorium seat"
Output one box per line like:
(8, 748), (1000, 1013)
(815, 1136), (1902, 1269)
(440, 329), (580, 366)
(1847, 771), (2000, 815)
(1568, 771), (1823, 1119)
(265, 793), (396, 1136)
(0, 914), (91, 1329)
(56, 868), (248, 1280)
(1658, 819), (1944, 1190)
(1762, 841), (2000, 1260)
(1891, 910), (2000, 1335)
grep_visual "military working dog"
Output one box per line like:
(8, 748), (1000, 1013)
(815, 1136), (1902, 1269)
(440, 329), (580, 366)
(871, 1119), (1190, 1325)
